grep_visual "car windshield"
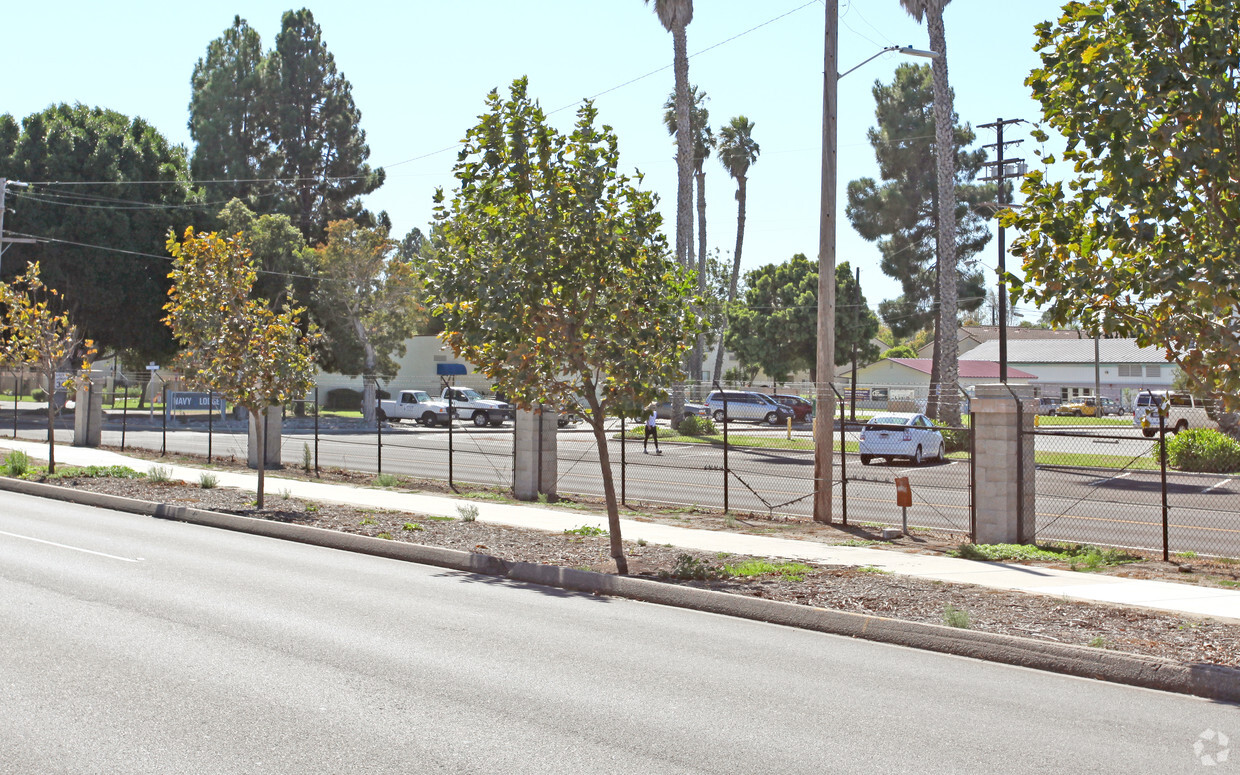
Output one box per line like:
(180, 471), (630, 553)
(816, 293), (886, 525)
(869, 416), (909, 426)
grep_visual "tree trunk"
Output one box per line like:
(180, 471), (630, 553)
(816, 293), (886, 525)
(713, 175), (748, 383)
(45, 372), (56, 474)
(585, 394), (628, 574)
(695, 166), (708, 381)
(928, 8), (961, 426)
(254, 408), (266, 509)
(673, 24), (693, 270)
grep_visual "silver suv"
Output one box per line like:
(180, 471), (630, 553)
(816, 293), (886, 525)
(703, 391), (796, 425)
(1132, 391), (1210, 437)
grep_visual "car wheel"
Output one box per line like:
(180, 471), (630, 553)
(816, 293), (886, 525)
(860, 455), (872, 465)
(713, 410), (726, 422)
(490, 420), (504, 427)
(1141, 428), (1156, 438)
(765, 411), (780, 425)
(421, 411), (438, 427)
(1174, 420), (1188, 434)
(911, 445), (923, 466)
(376, 408), (387, 422)
(936, 442), (945, 462)
(1074, 410), (1082, 417)
(472, 410), (489, 427)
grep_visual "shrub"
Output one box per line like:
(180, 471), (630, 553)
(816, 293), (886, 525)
(31, 388), (47, 402)
(658, 553), (723, 581)
(457, 503), (479, 522)
(943, 604), (971, 629)
(323, 388), (362, 411)
(3, 450), (30, 477)
(147, 466), (171, 483)
(931, 419), (969, 454)
(374, 473), (399, 488)
(198, 473), (218, 489)
(677, 414), (717, 436)
(1156, 428), (1240, 473)
(301, 443), (313, 472)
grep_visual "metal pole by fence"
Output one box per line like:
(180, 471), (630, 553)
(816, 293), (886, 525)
(207, 390), (214, 464)
(838, 393), (847, 526)
(121, 382), (128, 451)
(161, 384), (167, 457)
(1160, 409), (1169, 561)
(11, 369), (16, 438)
(376, 410), (383, 475)
(442, 377), (455, 491)
(620, 416), (627, 507)
(314, 387), (320, 476)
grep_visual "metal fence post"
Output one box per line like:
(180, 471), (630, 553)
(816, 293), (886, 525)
(1160, 408), (1169, 561)
(314, 387), (320, 476)
(838, 394), (847, 526)
(161, 384), (167, 456)
(376, 409), (383, 475)
(621, 416), (627, 507)
(207, 390), (214, 464)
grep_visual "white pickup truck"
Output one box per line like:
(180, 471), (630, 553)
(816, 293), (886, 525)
(441, 387), (515, 427)
(375, 390), (452, 426)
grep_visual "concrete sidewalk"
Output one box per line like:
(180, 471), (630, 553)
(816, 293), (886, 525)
(3, 437), (1239, 623)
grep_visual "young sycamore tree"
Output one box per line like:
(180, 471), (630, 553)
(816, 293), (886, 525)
(163, 227), (316, 507)
(0, 261), (95, 473)
(428, 78), (702, 574)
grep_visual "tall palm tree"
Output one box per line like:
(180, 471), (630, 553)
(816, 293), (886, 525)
(713, 115), (760, 382)
(901, 0), (961, 425)
(663, 86), (713, 380)
(645, 0), (694, 271)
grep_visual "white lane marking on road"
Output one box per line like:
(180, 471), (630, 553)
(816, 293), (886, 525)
(0, 530), (142, 562)
(1202, 478), (1232, 494)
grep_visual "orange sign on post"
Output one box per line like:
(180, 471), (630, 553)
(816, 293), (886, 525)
(894, 477), (912, 508)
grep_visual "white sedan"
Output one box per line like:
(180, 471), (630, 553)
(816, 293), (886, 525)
(858, 412), (945, 466)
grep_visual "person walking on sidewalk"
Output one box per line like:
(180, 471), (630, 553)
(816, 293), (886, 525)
(644, 404), (661, 454)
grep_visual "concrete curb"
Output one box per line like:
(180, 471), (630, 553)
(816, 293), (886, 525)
(4, 475), (1238, 704)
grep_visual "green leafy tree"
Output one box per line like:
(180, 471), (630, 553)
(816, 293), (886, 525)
(163, 228), (316, 508)
(310, 219), (424, 421)
(214, 198), (310, 308)
(188, 16), (276, 207)
(0, 105), (198, 359)
(881, 344), (918, 359)
(428, 79), (701, 574)
(0, 262), (95, 472)
(724, 255), (879, 383)
(645, 0), (695, 270)
(899, 0), (963, 424)
(1008, 0), (1240, 410)
(845, 63), (991, 418)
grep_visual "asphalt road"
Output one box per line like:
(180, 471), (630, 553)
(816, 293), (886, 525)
(8, 416), (1240, 556)
(2, 493), (1234, 774)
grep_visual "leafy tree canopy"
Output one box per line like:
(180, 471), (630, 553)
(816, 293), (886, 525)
(428, 78), (702, 573)
(724, 255), (880, 383)
(163, 227), (316, 507)
(0, 104), (199, 360)
(1007, 0), (1240, 406)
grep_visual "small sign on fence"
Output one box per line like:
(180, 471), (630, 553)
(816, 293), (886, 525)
(894, 476), (912, 508)
(166, 391), (226, 417)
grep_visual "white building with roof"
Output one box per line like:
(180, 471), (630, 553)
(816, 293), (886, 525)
(962, 338), (1177, 405)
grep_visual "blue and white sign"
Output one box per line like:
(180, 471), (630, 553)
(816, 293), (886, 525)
(166, 391), (226, 417)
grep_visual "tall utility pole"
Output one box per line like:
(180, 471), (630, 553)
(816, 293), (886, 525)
(813, 0), (838, 523)
(979, 119), (1027, 383)
(0, 178), (34, 279)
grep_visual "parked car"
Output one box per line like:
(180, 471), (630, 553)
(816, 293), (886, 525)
(1056, 396), (1099, 417)
(703, 390), (795, 425)
(1133, 390), (1211, 437)
(858, 412), (945, 466)
(1099, 397), (1124, 416)
(652, 398), (707, 421)
(1036, 397), (1062, 416)
(772, 394), (814, 422)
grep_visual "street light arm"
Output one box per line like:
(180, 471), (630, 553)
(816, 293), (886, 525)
(838, 45), (939, 80)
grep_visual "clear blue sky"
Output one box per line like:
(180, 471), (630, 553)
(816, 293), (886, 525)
(7, 0), (1065, 329)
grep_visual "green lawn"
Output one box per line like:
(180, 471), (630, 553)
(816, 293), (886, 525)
(1033, 415), (1130, 427)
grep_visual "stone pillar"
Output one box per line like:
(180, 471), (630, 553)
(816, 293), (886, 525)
(514, 403), (558, 501)
(73, 371), (104, 447)
(971, 384), (1036, 544)
(247, 406), (282, 469)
